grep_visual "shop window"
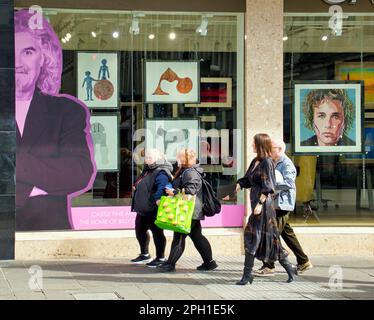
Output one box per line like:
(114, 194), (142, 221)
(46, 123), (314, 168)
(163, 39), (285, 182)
(17, 8), (245, 231)
(284, 9), (374, 226)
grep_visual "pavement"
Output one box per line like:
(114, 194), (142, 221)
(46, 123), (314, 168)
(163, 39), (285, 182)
(0, 255), (373, 300)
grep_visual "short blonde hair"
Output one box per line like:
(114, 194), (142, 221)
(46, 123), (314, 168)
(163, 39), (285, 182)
(177, 148), (197, 168)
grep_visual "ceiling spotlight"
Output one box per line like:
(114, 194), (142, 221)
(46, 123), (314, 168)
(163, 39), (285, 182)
(61, 38), (66, 44)
(322, 35), (328, 41)
(283, 36), (288, 41)
(129, 18), (140, 35)
(148, 34), (155, 40)
(112, 31), (119, 39)
(91, 31), (97, 38)
(196, 17), (209, 36)
(169, 32), (176, 40)
(66, 33), (71, 39)
(64, 36), (69, 42)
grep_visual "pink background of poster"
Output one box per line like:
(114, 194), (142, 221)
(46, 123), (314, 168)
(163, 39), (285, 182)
(71, 205), (245, 230)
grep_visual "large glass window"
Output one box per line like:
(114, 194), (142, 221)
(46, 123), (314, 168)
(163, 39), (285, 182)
(29, 8), (245, 230)
(284, 9), (374, 226)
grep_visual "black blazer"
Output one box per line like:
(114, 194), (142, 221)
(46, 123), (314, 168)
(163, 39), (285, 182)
(16, 90), (95, 231)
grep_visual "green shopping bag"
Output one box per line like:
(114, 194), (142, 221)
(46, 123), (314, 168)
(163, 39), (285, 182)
(155, 191), (196, 234)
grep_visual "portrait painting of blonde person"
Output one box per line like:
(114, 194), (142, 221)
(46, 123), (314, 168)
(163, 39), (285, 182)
(301, 89), (355, 147)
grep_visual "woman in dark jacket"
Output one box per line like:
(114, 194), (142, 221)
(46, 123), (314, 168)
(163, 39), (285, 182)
(131, 149), (173, 268)
(235, 133), (297, 285)
(158, 149), (218, 272)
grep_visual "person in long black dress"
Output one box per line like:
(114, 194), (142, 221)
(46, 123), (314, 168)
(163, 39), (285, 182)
(235, 133), (297, 285)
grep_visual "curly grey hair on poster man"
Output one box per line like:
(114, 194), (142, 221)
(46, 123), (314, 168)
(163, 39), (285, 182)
(15, 9), (62, 95)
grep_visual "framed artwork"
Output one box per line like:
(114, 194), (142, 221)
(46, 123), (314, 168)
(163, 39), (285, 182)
(90, 114), (119, 171)
(77, 52), (119, 109)
(342, 123), (374, 164)
(186, 77), (232, 108)
(292, 80), (364, 155)
(335, 62), (374, 109)
(144, 60), (200, 104)
(145, 119), (199, 162)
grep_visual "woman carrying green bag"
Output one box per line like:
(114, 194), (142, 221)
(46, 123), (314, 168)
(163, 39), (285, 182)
(131, 149), (173, 268)
(158, 149), (218, 273)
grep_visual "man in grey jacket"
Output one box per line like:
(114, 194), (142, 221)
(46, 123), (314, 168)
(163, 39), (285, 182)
(254, 139), (312, 276)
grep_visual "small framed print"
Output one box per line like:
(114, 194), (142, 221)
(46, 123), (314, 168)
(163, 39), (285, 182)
(186, 77), (232, 108)
(144, 60), (200, 104)
(77, 52), (119, 109)
(90, 113), (119, 171)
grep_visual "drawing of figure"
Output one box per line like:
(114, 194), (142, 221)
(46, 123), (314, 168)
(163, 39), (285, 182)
(94, 58), (114, 101)
(98, 58), (110, 80)
(82, 71), (96, 101)
(91, 122), (109, 166)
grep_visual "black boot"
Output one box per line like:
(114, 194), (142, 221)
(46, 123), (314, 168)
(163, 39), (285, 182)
(236, 252), (255, 285)
(279, 256), (298, 283)
(236, 270), (254, 285)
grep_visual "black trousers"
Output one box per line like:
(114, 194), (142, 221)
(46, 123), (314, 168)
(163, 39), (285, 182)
(264, 210), (309, 268)
(135, 214), (166, 259)
(167, 220), (213, 265)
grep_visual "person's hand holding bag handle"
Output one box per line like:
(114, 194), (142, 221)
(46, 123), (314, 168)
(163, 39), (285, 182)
(165, 183), (175, 196)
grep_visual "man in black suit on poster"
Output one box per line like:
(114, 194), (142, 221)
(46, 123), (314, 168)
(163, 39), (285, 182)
(15, 9), (96, 231)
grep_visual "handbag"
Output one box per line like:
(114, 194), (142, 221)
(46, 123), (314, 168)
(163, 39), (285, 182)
(155, 190), (196, 234)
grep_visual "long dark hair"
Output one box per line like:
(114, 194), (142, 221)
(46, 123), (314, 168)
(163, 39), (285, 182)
(254, 133), (272, 160)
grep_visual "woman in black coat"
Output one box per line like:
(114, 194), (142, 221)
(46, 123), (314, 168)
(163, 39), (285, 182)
(158, 149), (218, 272)
(235, 133), (297, 285)
(131, 149), (173, 268)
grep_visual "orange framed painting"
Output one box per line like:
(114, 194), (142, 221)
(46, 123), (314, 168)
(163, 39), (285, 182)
(335, 62), (374, 109)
